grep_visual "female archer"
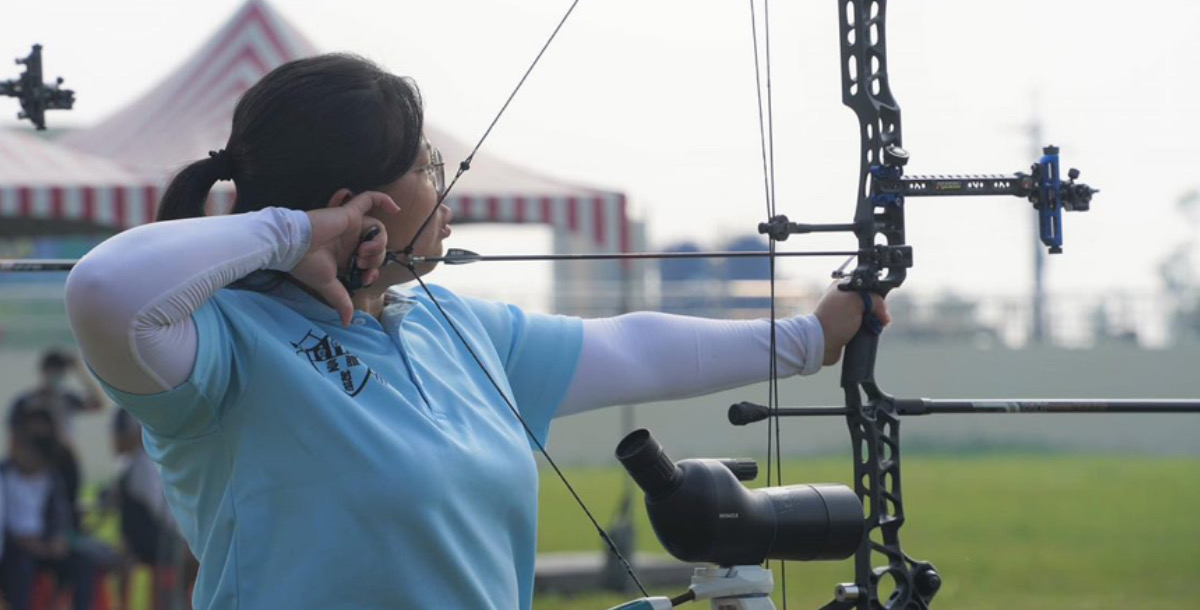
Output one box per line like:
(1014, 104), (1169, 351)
(64, 54), (886, 610)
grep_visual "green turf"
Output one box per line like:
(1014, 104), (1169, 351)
(535, 455), (1200, 610)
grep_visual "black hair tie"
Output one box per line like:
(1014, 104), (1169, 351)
(208, 149), (235, 182)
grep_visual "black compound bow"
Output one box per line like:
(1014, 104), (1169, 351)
(400, 3), (1192, 609)
(402, 3), (1191, 610)
(721, 2), (1185, 609)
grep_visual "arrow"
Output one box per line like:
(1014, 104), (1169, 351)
(409, 247), (863, 265)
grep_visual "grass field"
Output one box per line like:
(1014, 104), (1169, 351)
(534, 454), (1200, 610)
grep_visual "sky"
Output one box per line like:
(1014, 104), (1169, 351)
(2, 0), (1199, 302)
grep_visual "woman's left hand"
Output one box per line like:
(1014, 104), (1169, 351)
(812, 283), (892, 366)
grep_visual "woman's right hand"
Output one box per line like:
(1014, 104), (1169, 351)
(291, 190), (400, 325)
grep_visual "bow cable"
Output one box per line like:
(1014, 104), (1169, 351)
(408, 266), (647, 595)
(404, 0), (584, 261)
(749, 0), (789, 605)
(394, 0), (650, 597)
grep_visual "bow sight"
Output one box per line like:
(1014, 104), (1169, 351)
(760, 145), (1098, 258)
(1, 44), (75, 130)
(868, 143), (1098, 254)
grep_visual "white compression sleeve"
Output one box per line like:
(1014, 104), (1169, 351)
(559, 312), (824, 417)
(65, 208), (311, 395)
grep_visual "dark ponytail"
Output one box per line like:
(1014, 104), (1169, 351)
(156, 153), (231, 221)
(155, 53), (424, 222)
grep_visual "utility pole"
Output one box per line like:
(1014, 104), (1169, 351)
(1026, 99), (1047, 345)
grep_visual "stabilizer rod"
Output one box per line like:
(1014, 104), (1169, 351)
(729, 399), (1200, 425)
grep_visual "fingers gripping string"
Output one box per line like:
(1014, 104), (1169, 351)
(339, 226), (387, 293)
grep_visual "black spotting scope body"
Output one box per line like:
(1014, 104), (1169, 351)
(616, 429), (863, 566)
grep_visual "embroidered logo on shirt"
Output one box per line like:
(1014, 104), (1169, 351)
(291, 330), (376, 396)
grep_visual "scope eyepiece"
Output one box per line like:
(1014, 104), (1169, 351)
(617, 429), (864, 566)
(615, 428), (682, 499)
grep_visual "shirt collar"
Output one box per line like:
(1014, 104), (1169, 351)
(255, 274), (419, 324)
(262, 277), (342, 323)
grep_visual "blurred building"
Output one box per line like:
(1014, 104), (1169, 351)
(658, 235), (777, 317)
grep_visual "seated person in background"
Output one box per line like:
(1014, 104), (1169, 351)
(0, 407), (96, 610)
(8, 349), (107, 531)
(112, 409), (194, 610)
(8, 350), (105, 435)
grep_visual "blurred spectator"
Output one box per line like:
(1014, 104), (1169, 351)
(112, 409), (194, 610)
(8, 350), (105, 438)
(8, 349), (106, 531)
(0, 408), (97, 610)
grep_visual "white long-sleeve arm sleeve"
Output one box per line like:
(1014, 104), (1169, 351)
(559, 312), (824, 416)
(64, 208), (311, 395)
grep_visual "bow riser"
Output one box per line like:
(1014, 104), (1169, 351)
(833, 2), (937, 609)
(839, 0), (907, 295)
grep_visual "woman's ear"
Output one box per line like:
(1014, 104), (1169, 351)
(325, 188), (355, 208)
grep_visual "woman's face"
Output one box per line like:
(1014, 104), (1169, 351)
(372, 138), (452, 282)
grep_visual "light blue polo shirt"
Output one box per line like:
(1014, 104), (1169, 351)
(97, 279), (583, 610)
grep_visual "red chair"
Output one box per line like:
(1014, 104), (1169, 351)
(29, 569), (110, 610)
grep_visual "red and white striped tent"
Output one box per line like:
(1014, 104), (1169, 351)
(0, 129), (161, 234)
(63, 0), (319, 178)
(51, 0), (630, 252)
(427, 126), (630, 254)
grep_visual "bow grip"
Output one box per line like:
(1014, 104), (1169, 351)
(837, 281), (888, 389)
(840, 325), (881, 389)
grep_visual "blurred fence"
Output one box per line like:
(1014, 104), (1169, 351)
(0, 278), (73, 349)
(0, 276), (1197, 350)
(436, 276), (1196, 349)
(0, 275), (1197, 480)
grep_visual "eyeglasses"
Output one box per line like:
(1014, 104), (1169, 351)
(417, 143), (445, 198)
